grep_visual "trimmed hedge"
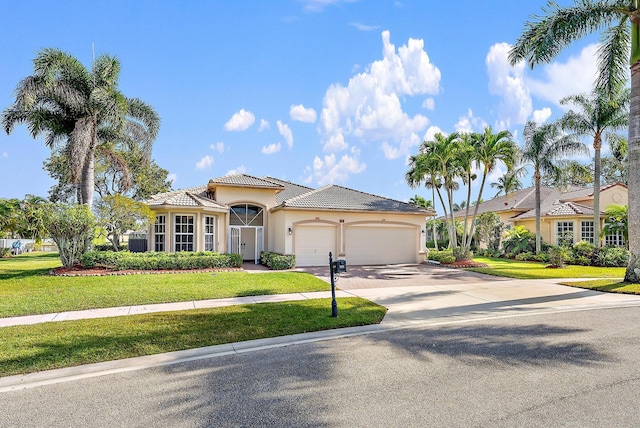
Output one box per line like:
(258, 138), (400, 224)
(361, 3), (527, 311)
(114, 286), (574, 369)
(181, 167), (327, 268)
(81, 251), (243, 270)
(261, 251), (296, 270)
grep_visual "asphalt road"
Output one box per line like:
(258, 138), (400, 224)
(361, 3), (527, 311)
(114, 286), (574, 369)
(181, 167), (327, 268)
(2, 306), (640, 427)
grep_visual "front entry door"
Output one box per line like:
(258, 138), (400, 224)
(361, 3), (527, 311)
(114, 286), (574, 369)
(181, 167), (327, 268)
(229, 226), (263, 264)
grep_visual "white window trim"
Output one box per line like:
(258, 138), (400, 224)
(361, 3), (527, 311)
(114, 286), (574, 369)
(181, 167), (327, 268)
(555, 220), (574, 245)
(154, 215), (166, 252)
(204, 215), (216, 252)
(174, 214), (195, 252)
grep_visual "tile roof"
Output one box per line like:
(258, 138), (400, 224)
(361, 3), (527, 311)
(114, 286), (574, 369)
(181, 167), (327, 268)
(546, 202), (595, 217)
(514, 188), (600, 220)
(146, 185), (227, 209)
(452, 186), (555, 219)
(262, 176), (315, 204)
(278, 184), (432, 214)
(207, 174), (284, 190)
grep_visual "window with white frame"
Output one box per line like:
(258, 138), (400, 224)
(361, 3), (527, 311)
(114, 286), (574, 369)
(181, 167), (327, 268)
(581, 221), (594, 244)
(204, 216), (215, 251)
(605, 231), (625, 247)
(154, 215), (166, 252)
(556, 221), (574, 245)
(174, 215), (194, 251)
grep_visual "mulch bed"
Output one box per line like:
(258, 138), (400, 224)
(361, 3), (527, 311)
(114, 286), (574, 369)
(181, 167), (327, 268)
(50, 265), (243, 277)
(442, 260), (489, 268)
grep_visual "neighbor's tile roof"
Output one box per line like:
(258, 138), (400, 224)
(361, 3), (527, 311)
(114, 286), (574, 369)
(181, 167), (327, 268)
(146, 185), (227, 209)
(278, 184), (431, 214)
(452, 186), (556, 219)
(262, 176), (315, 204)
(514, 187), (599, 220)
(208, 174), (284, 190)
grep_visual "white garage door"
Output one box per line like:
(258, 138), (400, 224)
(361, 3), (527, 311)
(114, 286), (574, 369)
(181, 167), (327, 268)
(294, 225), (337, 267)
(345, 225), (416, 265)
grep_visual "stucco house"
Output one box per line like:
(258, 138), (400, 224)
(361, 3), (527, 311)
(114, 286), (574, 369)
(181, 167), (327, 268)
(449, 182), (628, 246)
(145, 174), (433, 266)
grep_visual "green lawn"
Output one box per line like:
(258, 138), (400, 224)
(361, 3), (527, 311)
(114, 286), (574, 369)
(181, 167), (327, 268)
(466, 257), (626, 280)
(0, 253), (331, 317)
(558, 279), (640, 295)
(0, 297), (386, 377)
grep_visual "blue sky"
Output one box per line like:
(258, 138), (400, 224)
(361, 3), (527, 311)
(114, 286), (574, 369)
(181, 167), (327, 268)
(0, 0), (605, 212)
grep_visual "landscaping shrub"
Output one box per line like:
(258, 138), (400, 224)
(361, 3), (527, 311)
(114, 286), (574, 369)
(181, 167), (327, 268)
(453, 247), (473, 261)
(0, 248), (10, 258)
(572, 241), (596, 260)
(93, 243), (127, 252)
(81, 251), (243, 270)
(515, 252), (533, 261)
(502, 226), (537, 256)
(548, 246), (570, 268)
(427, 250), (454, 263)
(593, 247), (629, 267)
(426, 239), (449, 249)
(260, 251), (296, 270)
(532, 252), (549, 263)
(439, 254), (455, 264)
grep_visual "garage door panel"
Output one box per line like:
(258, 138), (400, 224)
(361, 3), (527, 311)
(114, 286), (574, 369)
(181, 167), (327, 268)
(346, 226), (416, 265)
(294, 225), (337, 267)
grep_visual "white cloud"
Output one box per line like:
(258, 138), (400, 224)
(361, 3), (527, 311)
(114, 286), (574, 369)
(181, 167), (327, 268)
(210, 142), (225, 153)
(323, 133), (348, 152)
(224, 109), (255, 131)
(258, 119), (270, 131)
(527, 44), (600, 106)
(455, 109), (487, 133)
(486, 42), (532, 128)
(532, 107), (552, 124)
(227, 165), (247, 175)
(277, 120), (294, 148)
(423, 125), (444, 142)
(350, 22), (381, 31)
(196, 155), (214, 170)
(422, 98), (435, 110)
(290, 104), (317, 123)
(2, 152), (7, 158)
(262, 142), (282, 154)
(300, 0), (355, 12)
(311, 153), (366, 185)
(320, 30), (440, 169)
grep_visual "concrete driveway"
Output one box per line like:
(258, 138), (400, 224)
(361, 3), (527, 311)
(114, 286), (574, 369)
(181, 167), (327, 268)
(299, 262), (640, 327)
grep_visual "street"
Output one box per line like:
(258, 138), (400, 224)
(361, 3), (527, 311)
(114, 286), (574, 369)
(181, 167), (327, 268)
(2, 306), (640, 427)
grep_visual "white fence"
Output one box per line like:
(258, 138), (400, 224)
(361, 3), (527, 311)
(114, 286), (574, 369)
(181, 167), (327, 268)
(0, 239), (36, 253)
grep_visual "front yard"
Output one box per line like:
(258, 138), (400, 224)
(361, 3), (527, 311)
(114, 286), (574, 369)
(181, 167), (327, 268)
(0, 253), (386, 377)
(466, 256), (626, 280)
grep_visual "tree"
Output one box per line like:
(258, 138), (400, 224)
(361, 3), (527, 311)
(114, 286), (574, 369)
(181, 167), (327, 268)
(491, 166), (525, 200)
(602, 204), (628, 247)
(475, 211), (503, 251)
(602, 134), (628, 184)
(408, 195), (433, 210)
(465, 127), (517, 252)
(508, 0), (640, 281)
(44, 204), (95, 267)
(540, 160), (593, 188)
(520, 121), (587, 254)
(559, 86), (630, 245)
(2, 48), (160, 209)
(452, 201), (467, 212)
(95, 194), (156, 251)
(0, 198), (21, 238)
(19, 195), (49, 243)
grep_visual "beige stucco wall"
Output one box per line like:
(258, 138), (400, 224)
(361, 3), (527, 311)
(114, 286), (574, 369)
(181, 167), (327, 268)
(214, 187), (278, 209)
(274, 208), (427, 263)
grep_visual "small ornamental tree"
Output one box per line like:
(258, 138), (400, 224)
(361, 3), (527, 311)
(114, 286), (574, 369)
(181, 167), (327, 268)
(45, 204), (96, 267)
(95, 194), (156, 251)
(475, 212), (503, 251)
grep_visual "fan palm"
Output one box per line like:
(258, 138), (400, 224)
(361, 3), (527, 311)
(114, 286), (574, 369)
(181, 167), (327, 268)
(508, 0), (640, 281)
(520, 121), (588, 254)
(491, 166), (525, 200)
(559, 86), (629, 245)
(2, 48), (159, 209)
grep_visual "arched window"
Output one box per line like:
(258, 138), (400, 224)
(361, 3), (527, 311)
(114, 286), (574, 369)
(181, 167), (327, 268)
(230, 204), (264, 226)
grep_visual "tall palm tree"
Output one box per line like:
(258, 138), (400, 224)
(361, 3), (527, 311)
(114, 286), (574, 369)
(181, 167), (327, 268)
(520, 121), (588, 254)
(508, 0), (640, 281)
(465, 126), (517, 250)
(2, 48), (159, 209)
(602, 133), (628, 184)
(408, 195), (433, 210)
(559, 86), (630, 245)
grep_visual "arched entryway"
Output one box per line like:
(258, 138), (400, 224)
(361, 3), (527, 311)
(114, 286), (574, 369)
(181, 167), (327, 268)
(228, 204), (264, 264)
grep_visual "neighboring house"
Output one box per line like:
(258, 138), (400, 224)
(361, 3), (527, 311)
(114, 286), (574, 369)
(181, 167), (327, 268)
(146, 174), (433, 266)
(450, 183), (628, 247)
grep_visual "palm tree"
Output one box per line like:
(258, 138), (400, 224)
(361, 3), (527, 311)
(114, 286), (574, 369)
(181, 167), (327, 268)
(491, 166), (524, 200)
(602, 134), (628, 184)
(508, 0), (640, 281)
(520, 121), (588, 254)
(559, 86), (629, 245)
(465, 126), (517, 250)
(2, 48), (159, 209)
(408, 195), (433, 210)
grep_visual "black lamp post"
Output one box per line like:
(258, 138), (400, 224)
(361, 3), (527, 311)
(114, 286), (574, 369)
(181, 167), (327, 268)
(329, 251), (338, 317)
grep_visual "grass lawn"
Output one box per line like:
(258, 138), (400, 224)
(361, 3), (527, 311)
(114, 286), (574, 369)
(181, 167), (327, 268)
(0, 253), (331, 317)
(466, 257), (626, 280)
(0, 297), (386, 377)
(558, 279), (640, 295)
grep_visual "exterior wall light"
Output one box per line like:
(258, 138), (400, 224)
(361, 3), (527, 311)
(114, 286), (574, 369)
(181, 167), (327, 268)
(288, 227), (293, 235)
